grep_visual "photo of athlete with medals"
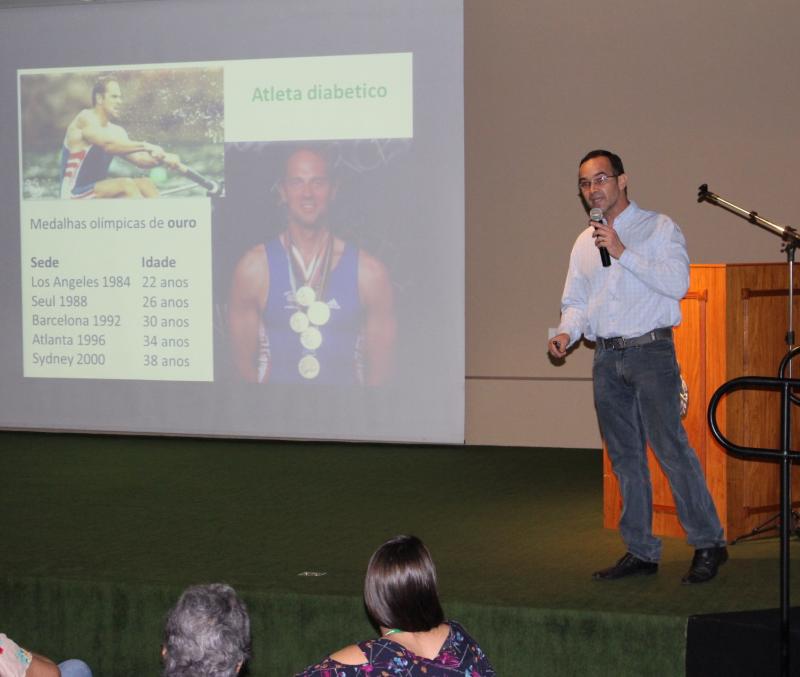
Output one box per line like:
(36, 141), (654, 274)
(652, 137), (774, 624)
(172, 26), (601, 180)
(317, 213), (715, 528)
(227, 144), (396, 385)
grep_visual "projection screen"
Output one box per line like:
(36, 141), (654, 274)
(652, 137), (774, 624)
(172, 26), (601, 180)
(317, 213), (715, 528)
(0, 0), (464, 443)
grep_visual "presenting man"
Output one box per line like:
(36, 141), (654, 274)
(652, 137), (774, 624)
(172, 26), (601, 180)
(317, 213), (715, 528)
(548, 149), (727, 584)
(60, 76), (183, 199)
(228, 145), (395, 385)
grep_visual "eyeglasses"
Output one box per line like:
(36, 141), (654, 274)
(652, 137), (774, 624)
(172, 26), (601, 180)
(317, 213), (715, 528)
(578, 174), (618, 191)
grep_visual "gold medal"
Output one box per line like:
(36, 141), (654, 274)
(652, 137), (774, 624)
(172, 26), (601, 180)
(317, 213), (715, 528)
(307, 300), (331, 326)
(289, 310), (309, 333)
(298, 354), (320, 379)
(295, 285), (316, 307)
(300, 326), (323, 351)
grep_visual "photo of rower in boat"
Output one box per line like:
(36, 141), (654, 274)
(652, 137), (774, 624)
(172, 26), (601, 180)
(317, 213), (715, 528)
(19, 66), (224, 200)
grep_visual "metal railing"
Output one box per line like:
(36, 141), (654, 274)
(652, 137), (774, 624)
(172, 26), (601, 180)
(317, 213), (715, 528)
(707, 346), (800, 677)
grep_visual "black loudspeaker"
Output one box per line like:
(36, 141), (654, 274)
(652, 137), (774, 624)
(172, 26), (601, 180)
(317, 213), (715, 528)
(686, 608), (800, 676)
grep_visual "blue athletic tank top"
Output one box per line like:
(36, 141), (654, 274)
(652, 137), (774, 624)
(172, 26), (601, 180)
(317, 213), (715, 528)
(262, 237), (362, 384)
(60, 144), (114, 198)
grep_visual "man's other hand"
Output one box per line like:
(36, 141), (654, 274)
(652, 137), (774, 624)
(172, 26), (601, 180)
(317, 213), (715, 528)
(548, 332), (570, 359)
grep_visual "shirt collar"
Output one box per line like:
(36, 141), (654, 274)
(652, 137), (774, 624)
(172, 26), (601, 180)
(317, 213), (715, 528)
(612, 200), (639, 232)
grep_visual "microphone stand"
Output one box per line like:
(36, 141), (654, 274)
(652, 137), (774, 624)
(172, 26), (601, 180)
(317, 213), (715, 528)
(698, 184), (800, 543)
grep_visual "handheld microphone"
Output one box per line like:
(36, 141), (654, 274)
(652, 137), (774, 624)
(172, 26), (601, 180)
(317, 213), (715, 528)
(590, 207), (611, 268)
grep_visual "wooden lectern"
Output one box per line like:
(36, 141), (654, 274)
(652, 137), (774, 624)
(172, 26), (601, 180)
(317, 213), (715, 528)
(603, 262), (800, 540)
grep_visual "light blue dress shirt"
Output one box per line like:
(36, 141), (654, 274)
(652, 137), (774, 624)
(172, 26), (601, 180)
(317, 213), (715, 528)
(557, 200), (689, 346)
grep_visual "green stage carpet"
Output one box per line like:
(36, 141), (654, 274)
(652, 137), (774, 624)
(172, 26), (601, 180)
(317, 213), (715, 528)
(1, 431), (798, 675)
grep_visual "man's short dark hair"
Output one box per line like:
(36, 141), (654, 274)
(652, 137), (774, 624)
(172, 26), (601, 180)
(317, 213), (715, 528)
(163, 583), (250, 677)
(92, 76), (118, 106)
(579, 149), (625, 176)
(363, 535), (445, 633)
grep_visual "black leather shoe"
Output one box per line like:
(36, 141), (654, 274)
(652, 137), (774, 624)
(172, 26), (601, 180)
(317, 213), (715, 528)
(681, 546), (728, 585)
(592, 552), (658, 580)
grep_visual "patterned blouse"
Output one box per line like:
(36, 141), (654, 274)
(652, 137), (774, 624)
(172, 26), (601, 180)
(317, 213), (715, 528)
(0, 633), (33, 677)
(294, 620), (495, 677)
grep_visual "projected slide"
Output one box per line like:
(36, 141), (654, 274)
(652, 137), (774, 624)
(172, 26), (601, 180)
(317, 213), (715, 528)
(19, 54), (410, 383)
(1, 0), (464, 443)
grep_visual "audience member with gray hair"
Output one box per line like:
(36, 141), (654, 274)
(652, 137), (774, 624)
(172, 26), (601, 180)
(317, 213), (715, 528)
(162, 583), (251, 677)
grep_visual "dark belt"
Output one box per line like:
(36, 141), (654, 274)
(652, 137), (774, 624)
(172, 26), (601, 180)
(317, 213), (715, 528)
(597, 327), (673, 350)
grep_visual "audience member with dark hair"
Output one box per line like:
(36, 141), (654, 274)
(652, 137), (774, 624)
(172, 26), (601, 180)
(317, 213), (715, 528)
(0, 633), (92, 677)
(161, 583), (251, 677)
(294, 535), (495, 676)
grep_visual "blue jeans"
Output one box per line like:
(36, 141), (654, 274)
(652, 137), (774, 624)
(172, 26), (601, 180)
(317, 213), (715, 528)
(593, 337), (725, 562)
(58, 659), (93, 677)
